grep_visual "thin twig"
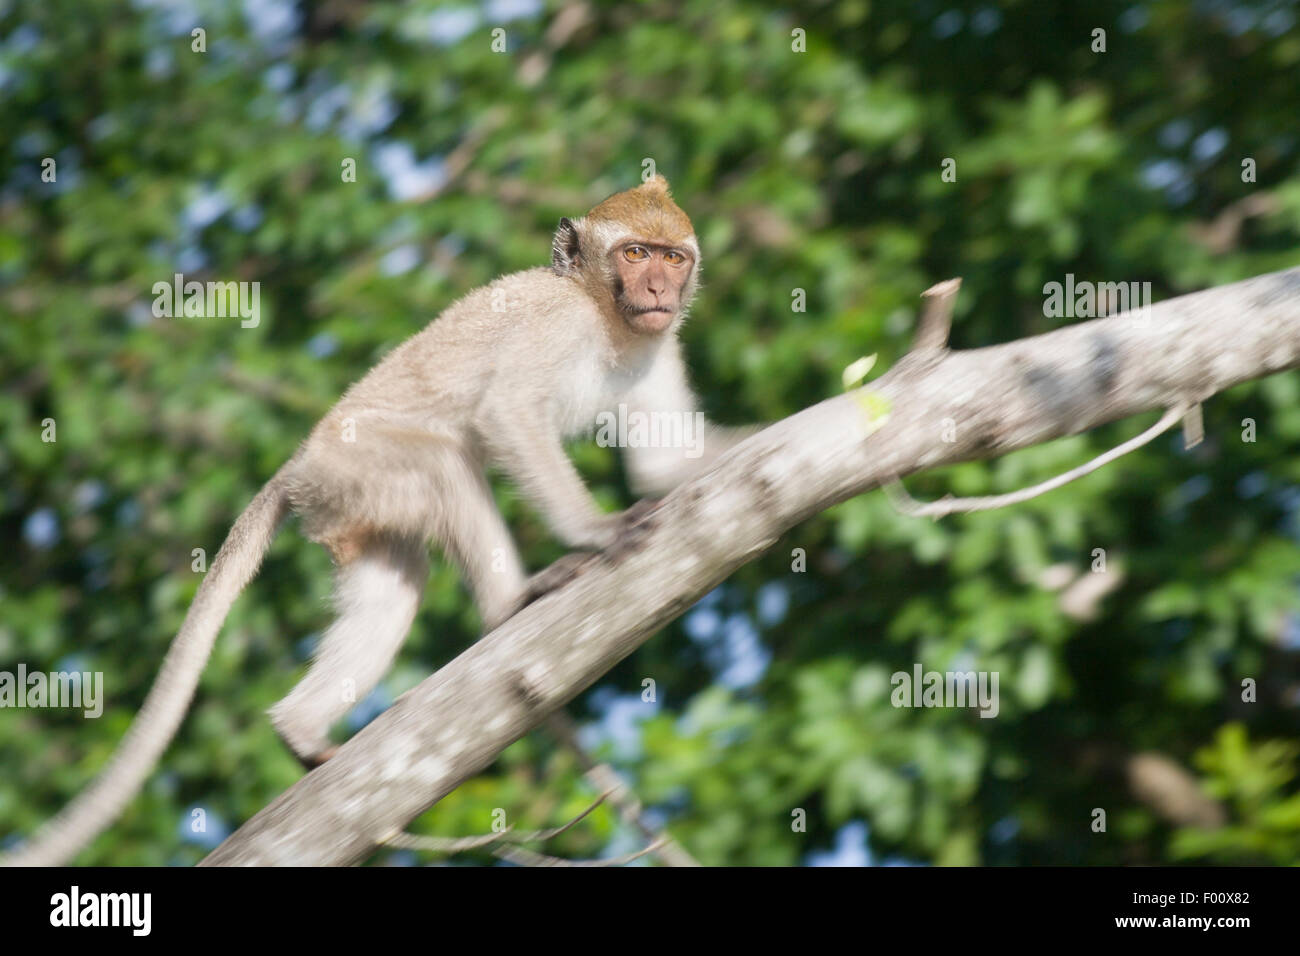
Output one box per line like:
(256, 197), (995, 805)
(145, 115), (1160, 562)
(494, 839), (667, 868)
(885, 404), (1187, 518)
(384, 829), (514, 853)
(545, 711), (701, 867)
(912, 277), (961, 351)
(1182, 402), (1204, 448)
(383, 789), (611, 853)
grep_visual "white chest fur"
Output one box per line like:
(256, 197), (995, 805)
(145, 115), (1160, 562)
(555, 346), (658, 438)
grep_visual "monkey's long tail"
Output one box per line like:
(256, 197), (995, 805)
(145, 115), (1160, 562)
(1, 474), (290, 866)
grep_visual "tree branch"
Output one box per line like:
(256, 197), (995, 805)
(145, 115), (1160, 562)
(201, 265), (1300, 866)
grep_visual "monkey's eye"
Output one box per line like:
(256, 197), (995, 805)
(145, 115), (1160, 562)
(664, 250), (687, 265)
(623, 245), (650, 262)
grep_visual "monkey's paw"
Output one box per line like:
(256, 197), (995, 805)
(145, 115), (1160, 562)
(522, 552), (600, 606)
(298, 745), (339, 771)
(605, 497), (662, 562)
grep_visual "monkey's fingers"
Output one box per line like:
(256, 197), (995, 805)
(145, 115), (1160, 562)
(622, 497), (663, 526)
(519, 499), (664, 612)
(522, 552), (601, 605)
(605, 497), (663, 562)
(297, 744), (340, 771)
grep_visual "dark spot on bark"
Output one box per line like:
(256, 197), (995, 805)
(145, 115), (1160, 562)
(1021, 364), (1069, 415)
(510, 671), (546, 711)
(965, 427), (1003, 456)
(1250, 268), (1300, 309)
(1090, 332), (1120, 394)
(1020, 333), (1121, 423)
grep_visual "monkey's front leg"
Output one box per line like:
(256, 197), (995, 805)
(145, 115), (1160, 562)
(486, 411), (637, 551)
(517, 497), (663, 606)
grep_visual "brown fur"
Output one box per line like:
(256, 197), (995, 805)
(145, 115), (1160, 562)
(323, 527), (377, 566)
(586, 174), (694, 243)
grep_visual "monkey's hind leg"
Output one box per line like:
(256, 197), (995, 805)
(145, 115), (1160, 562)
(269, 532), (428, 766)
(430, 451), (529, 633)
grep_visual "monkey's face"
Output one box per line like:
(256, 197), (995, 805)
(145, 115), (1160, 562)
(612, 241), (696, 334)
(552, 177), (701, 333)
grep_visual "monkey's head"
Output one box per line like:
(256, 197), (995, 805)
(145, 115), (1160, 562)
(552, 175), (700, 335)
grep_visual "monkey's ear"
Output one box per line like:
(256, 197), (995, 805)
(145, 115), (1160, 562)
(552, 217), (581, 275)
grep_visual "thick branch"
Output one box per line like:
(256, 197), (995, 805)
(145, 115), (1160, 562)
(202, 266), (1300, 865)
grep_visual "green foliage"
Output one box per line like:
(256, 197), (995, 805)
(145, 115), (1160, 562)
(1172, 724), (1300, 865)
(1, 0), (1298, 865)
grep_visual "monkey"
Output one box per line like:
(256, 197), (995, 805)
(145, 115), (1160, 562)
(4, 175), (759, 866)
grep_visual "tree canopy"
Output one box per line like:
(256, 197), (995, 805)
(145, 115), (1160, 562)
(2, 0), (1299, 866)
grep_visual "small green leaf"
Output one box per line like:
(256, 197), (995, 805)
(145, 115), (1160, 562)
(842, 354), (878, 390)
(854, 389), (893, 435)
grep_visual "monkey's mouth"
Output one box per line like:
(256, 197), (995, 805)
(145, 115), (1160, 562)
(624, 306), (676, 332)
(623, 301), (677, 321)
(624, 302), (677, 315)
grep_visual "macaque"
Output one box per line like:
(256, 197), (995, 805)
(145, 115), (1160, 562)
(5, 175), (757, 866)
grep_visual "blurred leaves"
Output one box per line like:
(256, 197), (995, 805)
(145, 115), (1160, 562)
(1, 0), (1298, 865)
(1172, 724), (1300, 865)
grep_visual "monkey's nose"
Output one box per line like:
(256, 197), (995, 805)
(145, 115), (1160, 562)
(645, 269), (668, 296)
